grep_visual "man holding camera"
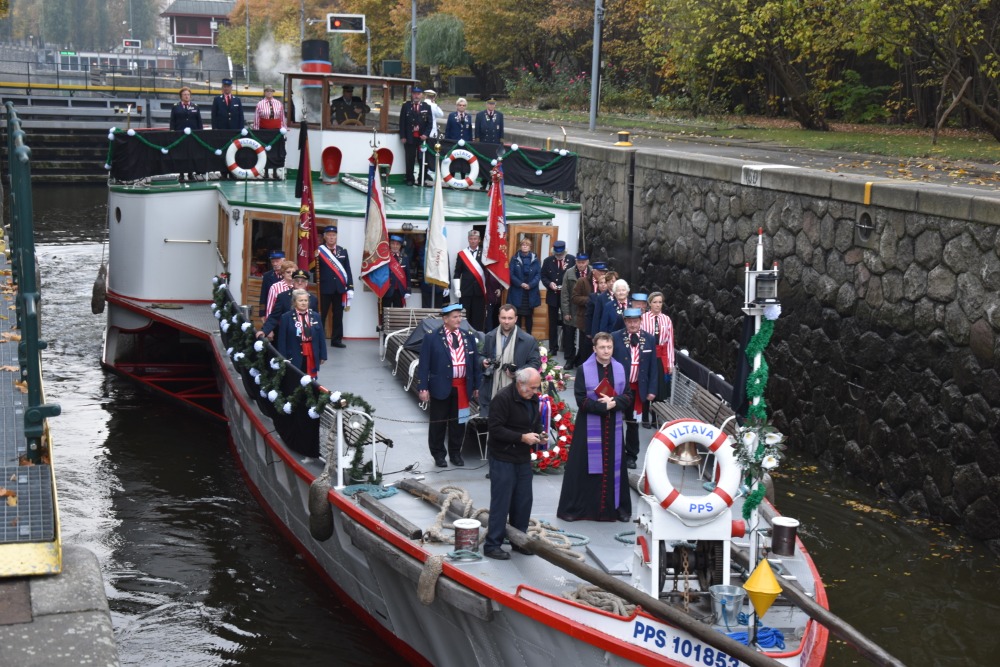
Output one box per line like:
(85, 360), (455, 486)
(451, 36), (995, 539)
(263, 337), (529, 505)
(479, 304), (542, 419)
(485, 367), (543, 560)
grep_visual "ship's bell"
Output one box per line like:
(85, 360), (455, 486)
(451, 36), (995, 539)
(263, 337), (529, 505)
(668, 441), (702, 467)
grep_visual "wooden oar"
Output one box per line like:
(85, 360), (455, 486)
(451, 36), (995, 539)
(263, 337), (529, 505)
(397, 477), (784, 667)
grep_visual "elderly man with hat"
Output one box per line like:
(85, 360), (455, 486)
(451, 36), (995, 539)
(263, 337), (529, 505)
(475, 98), (504, 189)
(417, 304), (483, 467)
(331, 84), (370, 125)
(399, 86), (432, 186)
(258, 250), (286, 316)
(383, 235), (411, 308)
(611, 308), (657, 469)
(453, 229), (488, 331)
(258, 269), (318, 347)
(571, 260), (607, 367)
(540, 240), (575, 360)
(316, 225), (354, 348)
(560, 252), (590, 368)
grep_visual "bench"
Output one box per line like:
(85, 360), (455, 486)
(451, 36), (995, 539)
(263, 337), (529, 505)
(651, 352), (738, 437)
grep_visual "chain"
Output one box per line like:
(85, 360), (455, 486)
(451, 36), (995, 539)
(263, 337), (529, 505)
(682, 547), (691, 612)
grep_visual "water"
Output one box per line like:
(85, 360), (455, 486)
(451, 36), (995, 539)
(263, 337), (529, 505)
(32, 184), (1000, 666)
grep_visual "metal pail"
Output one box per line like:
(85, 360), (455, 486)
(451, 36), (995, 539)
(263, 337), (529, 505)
(709, 584), (746, 628)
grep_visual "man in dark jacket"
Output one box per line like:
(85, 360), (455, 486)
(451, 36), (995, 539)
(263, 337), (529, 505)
(612, 308), (657, 469)
(479, 304), (541, 419)
(399, 86), (432, 186)
(540, 240), (574, 358)
(485, 368), (542, 560)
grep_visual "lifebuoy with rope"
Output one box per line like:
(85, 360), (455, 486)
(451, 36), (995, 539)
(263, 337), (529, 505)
(642, 418), (740, 526)
(225, 137), (267, 179)
(441, 148), (479, 189)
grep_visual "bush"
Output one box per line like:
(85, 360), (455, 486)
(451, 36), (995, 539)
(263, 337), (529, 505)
(827, 70), (893, 123)
(504, 64), (591, 111)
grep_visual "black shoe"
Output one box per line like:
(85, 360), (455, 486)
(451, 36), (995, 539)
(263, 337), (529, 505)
(434, 458), (447, 468)
(484, 549), (510, 560)
(510, 544), (534, 556)
(641, 422), (652, 429)
(618, 514), (632, 522)
(451, 456), (465, 467)
(627, 458), (637, 469)
(564, 363), (575, 370)
(331, 341), (346, 348)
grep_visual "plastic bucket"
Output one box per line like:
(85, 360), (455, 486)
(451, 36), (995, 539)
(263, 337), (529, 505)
(453, 519), (481, 552)
(709, 585), (746, 628)
(771, 516), (799, 556)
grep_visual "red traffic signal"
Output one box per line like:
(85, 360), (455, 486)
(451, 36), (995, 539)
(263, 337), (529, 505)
(123, 39), (141, 49)
(327, 14), (365, 33)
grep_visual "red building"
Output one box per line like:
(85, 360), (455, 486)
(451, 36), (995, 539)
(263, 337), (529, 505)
(162, 0), (236, 48)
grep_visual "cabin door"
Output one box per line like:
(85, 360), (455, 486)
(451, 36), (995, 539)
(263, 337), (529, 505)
(506, 224), (558, 343)
(243, 211), (296, 328)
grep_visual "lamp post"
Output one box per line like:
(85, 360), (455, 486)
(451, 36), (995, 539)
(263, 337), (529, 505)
(129, 0), (134, 38)
(245, 0), (251, 85)
(410, 0), (417, 80)
(588, 0), (604, 131)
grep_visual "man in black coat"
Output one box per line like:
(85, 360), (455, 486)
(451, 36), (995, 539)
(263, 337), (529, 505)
(474, 98), (504, 189)
(316, 225), (353, 348)
(383, 235), (411, 308)
(484, 368), (543, 560)
(611, 308), (658, 469)
(211, 78), (245, 130)
(258, 250), (285, 316)
(399, 86), (432, 186)
(453, 229), (488, 331)
(479, 305), (541, 419)
(540, 240), (574, 358)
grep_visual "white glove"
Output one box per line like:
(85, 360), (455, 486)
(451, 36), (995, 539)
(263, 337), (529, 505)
(453, 288), (461, 299)
(403, 294), (410, 304)
(442, 288), (450, 298)
(347, 290), (355, 300)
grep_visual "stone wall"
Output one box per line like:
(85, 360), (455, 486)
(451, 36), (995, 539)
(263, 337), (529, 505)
(509, 129), (1000, 550)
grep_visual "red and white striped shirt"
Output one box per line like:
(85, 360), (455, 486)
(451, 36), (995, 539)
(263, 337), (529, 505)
(265, 281), (291, 319)
(448, 330), (466, 379)
(642, 311), (675, 373)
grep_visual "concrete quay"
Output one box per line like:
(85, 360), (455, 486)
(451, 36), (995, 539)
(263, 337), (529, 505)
(0, 545), (118, 666)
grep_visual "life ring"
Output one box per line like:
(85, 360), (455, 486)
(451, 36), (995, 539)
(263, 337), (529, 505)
(225, 137), (267, 179)
(441, 148), (479, 189)
(642, 418), (741, 526)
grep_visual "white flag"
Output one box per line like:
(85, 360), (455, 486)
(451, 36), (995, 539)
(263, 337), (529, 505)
(424, 155), (450, 288)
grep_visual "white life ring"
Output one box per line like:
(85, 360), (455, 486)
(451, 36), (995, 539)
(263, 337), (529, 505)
(441, 148), (479, 189)
(225, 137), (267, 179)
(643, 418), (741, 526)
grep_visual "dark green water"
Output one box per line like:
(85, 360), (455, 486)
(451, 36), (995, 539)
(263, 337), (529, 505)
(33, 184), (1000, 666)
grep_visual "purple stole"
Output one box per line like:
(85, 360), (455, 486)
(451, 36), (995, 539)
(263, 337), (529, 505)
(581, 355), (627, 508)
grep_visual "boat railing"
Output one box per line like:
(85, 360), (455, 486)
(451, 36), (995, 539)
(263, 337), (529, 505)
(654, 350), (738, 436)
(2, 101), (62, 463)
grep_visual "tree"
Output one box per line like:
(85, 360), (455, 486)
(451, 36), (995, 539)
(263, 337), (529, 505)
(405, 13), (468, 70)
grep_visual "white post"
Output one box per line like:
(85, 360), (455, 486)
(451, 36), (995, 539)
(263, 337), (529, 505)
(747, 228), (764, 637)
(335, 408), (346, 487)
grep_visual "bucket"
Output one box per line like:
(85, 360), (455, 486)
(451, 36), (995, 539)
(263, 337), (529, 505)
(771, 517), (799, 557)
(709, 585), (746, 628)
(453, 519), (481, 552)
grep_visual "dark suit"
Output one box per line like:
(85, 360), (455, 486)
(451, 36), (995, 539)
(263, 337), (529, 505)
(445, 111), (473, 141)
(262, 290), (318, 341)
(417, 327), (483, 462)
(612, 329), (657, 464)
(170, 103), (203, 131)
(599, 298), (632, 335)
(317, 244), (354, 345)
(474, 110), (504, 144)
(454, 247), (487, 331)
(540, 253), (574, 356)
(211, 93), (245, 130)
(277, 309), (327, 374)
(479, 327), (541, 418)
(399, 99), (432, 185)
(331, 95), (370, 124)
(384, 252), (411, 308)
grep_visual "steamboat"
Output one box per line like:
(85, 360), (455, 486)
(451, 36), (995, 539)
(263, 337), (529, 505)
(94, 61), (865, 667)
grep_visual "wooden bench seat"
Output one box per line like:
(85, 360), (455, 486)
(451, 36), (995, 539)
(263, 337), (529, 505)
(650, 353), (738, 437)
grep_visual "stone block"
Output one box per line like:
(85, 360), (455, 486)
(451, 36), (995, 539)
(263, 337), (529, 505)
(918, 187), (974, 220)
(869, 182), (920, 212)
(758, 167), (832, 198)
(829, 175), (870, 204)
(970, 195), (1000, 225)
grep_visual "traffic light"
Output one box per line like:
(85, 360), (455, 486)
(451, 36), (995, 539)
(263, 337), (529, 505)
(327, 14), (366, 34)
(123, 39), (141, 49)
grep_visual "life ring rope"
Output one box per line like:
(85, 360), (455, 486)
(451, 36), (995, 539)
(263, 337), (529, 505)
(226, 137), (267, 179)
(441, 148), (479, 189)
(642, 418), (741, 525)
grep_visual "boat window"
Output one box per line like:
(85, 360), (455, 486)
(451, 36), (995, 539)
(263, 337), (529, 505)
(248, 217), (285, 278)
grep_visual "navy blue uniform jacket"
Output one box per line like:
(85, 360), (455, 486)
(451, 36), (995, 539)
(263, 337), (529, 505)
(417, 327), (483, 401)
(611, 329), (657, 399)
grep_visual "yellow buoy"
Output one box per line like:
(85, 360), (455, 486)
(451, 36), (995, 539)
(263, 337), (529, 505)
(743, 559), (783, 618)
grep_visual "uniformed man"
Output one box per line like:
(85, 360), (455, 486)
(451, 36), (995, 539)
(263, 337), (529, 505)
(540, 240), (575, 359)
(384, 235), (411, 308)
(316, 225), (353, 348)
(211, 78), (245, 130)
(331, 85), (370, 125)
(475, 98), (504, 188)
(399, 86), (432, 186)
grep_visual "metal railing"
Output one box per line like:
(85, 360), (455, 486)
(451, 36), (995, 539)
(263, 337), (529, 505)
(3, 101), (62, 463)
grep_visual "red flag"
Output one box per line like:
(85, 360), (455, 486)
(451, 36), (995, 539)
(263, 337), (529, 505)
(482, 163), (510, 288)
(295, 120), (319, 273)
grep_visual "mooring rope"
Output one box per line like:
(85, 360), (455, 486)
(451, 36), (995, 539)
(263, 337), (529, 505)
(564, 584), (636, 617)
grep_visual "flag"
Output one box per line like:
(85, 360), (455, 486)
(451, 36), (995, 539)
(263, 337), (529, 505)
(424, 153), (450, 288)
(295, 120), (319, 273)
(482, 162), (510, 288)
(360, 157), (405, 298)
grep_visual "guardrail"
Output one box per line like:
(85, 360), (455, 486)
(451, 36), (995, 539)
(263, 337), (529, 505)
(3, 101), (62, 463)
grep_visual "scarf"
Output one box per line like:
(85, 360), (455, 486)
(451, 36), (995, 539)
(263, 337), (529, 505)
(491, 328), (518, 398)
(581, 355), (626, 508)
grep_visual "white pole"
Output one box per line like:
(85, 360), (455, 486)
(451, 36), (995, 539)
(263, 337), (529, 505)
(747, 227), (764, 638)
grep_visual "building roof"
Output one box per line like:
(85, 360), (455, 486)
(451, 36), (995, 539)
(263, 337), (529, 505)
(161, 0), (236, 18)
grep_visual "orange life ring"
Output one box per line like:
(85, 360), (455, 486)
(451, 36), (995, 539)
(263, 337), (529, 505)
(226, 137), (267, 179)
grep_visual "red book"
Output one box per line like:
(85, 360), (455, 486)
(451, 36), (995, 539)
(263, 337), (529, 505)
(595, 378), (616, 398)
